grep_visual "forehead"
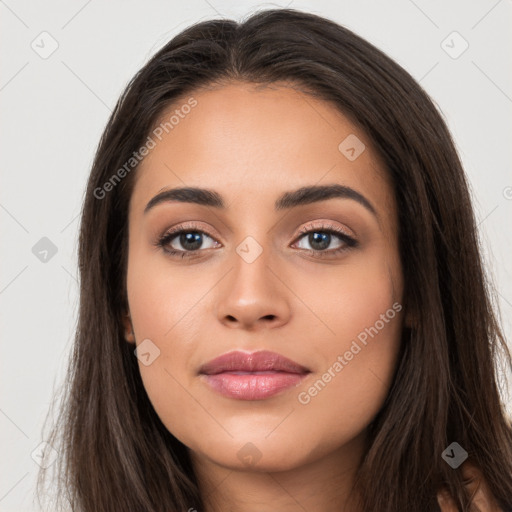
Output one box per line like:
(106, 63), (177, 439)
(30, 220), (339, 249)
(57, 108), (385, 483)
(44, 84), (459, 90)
(129, 81), (394, 220)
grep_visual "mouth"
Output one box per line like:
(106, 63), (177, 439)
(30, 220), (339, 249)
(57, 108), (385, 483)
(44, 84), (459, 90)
(198, 350), (311, 400)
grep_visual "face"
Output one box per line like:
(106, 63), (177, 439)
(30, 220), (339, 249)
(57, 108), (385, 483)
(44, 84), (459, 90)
(123, 81), (405, 474)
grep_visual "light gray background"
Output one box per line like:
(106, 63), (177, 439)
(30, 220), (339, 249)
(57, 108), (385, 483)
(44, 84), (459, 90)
(1, 1), (511, 510)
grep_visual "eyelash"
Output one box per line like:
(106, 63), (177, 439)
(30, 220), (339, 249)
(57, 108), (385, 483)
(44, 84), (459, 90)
(154, 222), (358, 260)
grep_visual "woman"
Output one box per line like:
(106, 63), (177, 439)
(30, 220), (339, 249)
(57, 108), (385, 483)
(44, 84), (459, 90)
(37, 8), (512, 511)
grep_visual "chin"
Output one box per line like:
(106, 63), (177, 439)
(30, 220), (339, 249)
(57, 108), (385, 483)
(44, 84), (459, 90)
(189, 434), (321, 473)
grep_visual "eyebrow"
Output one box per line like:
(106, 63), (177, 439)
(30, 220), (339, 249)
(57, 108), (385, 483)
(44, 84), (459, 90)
(144, 184), (378, 218)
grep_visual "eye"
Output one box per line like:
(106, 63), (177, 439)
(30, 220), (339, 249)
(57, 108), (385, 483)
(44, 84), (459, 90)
(155, 221), (358, 260)
(155, 223), (221, 259)
(292, 222), (358, 258)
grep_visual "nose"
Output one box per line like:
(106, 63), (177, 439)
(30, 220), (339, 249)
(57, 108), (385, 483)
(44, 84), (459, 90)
(215, 246), (292, 331)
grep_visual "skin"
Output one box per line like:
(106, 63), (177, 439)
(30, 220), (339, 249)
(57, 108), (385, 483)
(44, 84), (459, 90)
(121, 80), (451, 511)
(437, 462), (504, 511)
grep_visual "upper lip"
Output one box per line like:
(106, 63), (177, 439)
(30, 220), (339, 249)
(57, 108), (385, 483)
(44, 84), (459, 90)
(199, 350), (310, 375)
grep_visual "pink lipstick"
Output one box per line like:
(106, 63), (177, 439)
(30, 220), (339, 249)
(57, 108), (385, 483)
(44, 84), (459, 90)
(199, 350), (310, 400)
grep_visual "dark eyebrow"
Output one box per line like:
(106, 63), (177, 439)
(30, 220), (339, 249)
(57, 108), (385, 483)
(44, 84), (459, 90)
(144, 184), (377, 218)
(274, 184), (377, 216)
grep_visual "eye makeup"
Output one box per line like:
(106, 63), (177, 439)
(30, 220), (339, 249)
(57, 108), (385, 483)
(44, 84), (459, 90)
(152, 220), (359, 260)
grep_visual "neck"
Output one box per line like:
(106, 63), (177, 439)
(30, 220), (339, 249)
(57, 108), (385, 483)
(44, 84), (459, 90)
(190, 432), (366, 512)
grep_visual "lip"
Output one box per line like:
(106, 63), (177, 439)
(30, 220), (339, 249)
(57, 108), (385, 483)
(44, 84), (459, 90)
(199, 350), (311, 400)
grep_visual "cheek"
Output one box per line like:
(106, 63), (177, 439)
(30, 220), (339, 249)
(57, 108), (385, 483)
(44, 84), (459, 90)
(126, 239), (215, 345)
(292, 253), (403, 438)
(125, 244), (210, 430)
(127, 268), (210, 450)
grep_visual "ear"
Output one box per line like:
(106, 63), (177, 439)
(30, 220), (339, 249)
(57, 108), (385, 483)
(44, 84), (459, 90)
(122, 312), (136, 344)
(403, 304), (418, 330)
(404, 310), (415, 329)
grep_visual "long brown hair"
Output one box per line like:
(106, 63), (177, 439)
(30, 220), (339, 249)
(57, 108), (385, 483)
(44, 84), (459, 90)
(37, 8), (512, 511)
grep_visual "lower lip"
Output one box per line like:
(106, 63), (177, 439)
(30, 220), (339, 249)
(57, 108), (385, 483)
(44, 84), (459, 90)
(201, 371), (308, 400)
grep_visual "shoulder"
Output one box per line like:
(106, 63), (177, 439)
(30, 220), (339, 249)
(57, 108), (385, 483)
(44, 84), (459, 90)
(437, 461), (505, 512)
